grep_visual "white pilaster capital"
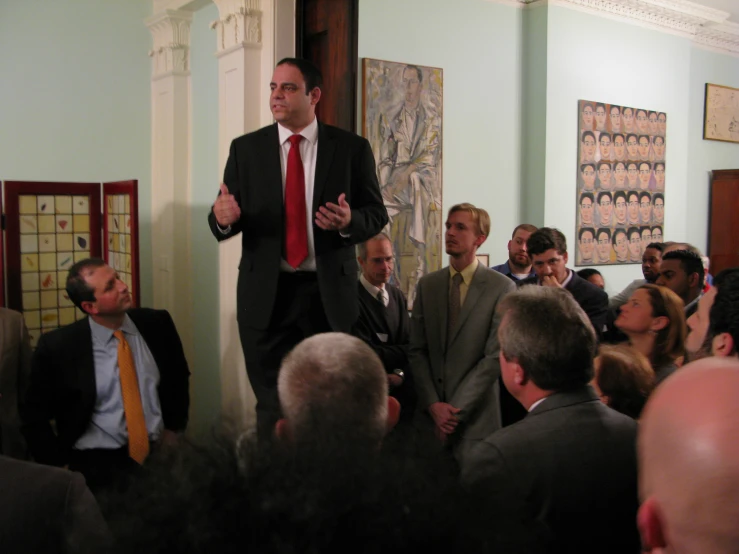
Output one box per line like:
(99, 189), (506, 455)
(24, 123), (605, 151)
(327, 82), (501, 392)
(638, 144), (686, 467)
(145, 9), (193, 79)
(211, 0), (262, 55)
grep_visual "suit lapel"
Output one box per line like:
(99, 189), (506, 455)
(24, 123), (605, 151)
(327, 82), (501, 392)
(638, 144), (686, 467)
(313, 122), (336, 216)
(448, 265), (486, 346)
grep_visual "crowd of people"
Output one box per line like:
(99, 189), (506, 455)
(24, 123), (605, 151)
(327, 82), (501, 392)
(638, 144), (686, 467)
(2, 57), (739, 553)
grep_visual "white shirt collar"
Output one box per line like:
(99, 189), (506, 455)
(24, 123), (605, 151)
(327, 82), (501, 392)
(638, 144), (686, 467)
(277, 117), (318, 146)
(528, 397), (547, 412)
(560, 269), (574, 288)
(360, 274), (388, 307)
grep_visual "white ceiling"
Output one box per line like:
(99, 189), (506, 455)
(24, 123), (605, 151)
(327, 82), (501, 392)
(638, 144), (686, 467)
(697, 0), (739, 23)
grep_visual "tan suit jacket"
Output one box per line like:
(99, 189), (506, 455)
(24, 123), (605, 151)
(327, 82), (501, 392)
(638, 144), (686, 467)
(409, 264), (515, 442)
(0, 308), (31, 459)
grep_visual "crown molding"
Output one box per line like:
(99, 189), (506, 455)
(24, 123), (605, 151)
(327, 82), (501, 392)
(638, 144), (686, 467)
(145, 9), (193, 78)
(211, 0), (263, 53)
(489, 0), (739, 56)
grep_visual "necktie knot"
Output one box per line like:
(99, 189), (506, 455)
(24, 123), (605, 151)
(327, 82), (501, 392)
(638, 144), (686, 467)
(114, 330), (124, 341)
(288, 134), (303, 147)
(376, 289), (386, 305)
(452, 273), (463, 287)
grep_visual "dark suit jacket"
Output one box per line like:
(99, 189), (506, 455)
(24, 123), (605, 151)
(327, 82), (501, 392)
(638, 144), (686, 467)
(207, 122), (388, 332)
(355, 282), (410, 372)
(461, 387), (640, 553)
(0, 455), (112, 553)
(519, 272), (608, 338)
(21, 309), (190, 467)
(0, 308), (31, 458)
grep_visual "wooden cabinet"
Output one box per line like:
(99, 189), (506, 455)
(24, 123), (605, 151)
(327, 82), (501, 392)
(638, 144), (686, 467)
(709, 169), (739, 274)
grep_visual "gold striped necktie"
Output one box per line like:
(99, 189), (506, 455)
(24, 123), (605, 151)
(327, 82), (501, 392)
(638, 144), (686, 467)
(113, 330), (149, 464)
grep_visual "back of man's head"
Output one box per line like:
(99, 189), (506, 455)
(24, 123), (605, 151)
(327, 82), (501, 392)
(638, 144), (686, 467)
(638, 358), (739, 553)
(662, 249), (705, 291)
(709, 268), (739, 358)
(278, 333), (389, 449)
(526, 227), (568, 257)
(499, 286), (596, 391)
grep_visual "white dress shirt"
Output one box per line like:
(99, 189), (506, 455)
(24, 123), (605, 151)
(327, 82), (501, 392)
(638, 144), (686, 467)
(360, 274), (389, 307)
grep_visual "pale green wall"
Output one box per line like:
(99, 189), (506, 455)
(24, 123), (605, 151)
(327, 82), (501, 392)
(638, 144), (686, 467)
(687, 48), (739, 255)
(358, 0), (524, 265)
(0, 0), (154, 305)
(189, 3), (221, 436)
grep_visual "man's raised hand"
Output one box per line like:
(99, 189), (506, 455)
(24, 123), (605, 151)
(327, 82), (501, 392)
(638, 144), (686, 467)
(213, 183), (241, 227)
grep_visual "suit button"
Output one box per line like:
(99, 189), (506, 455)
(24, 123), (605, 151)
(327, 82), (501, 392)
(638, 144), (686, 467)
(437, 378), (442, 384)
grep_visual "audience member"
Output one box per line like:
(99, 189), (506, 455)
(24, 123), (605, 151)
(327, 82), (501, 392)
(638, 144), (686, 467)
(576, 268), (605, 289)
(615, 284), (686, 384)
(0, 454), (112, 553)
(491, 224), (538, 281)
(707, 268), (739, 358)
(656, 249), (704, 318)
(354, 234), (416, 420)
(21, 259), (190, 492)
(0, 308), (31, 459)
(410, 203), (514, 458)
(609, 242), (663, 309)
(592, 344), (655, 418)
(639, 357), (739, 553)
(462, 286), (640, 553)
(662, 242), (713, 290)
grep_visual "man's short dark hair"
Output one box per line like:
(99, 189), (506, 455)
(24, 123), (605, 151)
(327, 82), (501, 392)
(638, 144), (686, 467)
(599, 133), (611, 142)
(628, 226), (640, 239)
(579, 227), (595, 240)
(582, 130), (595, 142)
(580, 192), (594, 204)
(595, 102), (606, 112)
(653, 136), (665, 145)
(653, 193), (664, 204)
(651, 225), (663, 236)
(611, 105), (621, 113)
(66, 258), (107, 312)
(639, 161), (652, 171)
(639, 191), (651, 202)
(598, 161), (611, 170)
(276, 58), (323, 93)
(404, 64), (423, 83)
(614, 190), (627, 203)
(662, 250), (705, 290)
(626, 133), (638, 143)
(709, 268), (739, 353)
(645, 242), (664, 252)
(597, 191), (612, 204)
(627, 162), (638, 171)
(526, 227), (567, 257)
(655, 161), (665, 170)
(638, 135), (650, 144)
(576, 268), (601, 281)
(581, 163), (595, 172)
(499, 287), (596, 391)
(597, 227), (612, 240)
(613, 133), (624, 142)
(612, 228), (627, 246)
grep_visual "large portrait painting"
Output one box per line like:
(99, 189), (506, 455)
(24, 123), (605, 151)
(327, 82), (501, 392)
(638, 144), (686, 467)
(363, 58), (442, 308)
(576, 101), (666, 266)
(704, 83), (739, 143)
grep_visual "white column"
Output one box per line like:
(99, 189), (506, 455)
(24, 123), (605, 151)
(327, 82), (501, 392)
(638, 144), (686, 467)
(146, 9), (195, 364)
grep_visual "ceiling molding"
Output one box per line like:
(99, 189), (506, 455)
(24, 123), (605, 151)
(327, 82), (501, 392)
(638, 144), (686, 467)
(489, 0), (739, 56)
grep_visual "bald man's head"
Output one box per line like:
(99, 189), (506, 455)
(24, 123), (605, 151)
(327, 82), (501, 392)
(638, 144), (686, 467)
(638, 358), (739, 552)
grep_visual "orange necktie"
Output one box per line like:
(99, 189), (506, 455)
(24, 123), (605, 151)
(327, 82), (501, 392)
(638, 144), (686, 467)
(114, 330), (149, 464)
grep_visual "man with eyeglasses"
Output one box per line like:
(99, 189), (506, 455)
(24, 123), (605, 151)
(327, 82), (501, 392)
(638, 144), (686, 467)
(657, 112), (667, 135)
(638, 162), (652, 191)
(651, 225), (663, 243)
(654, 162), (665, 190)
(639, 191), (652, 223)
(622, 107), (635, 133)
(598, 133), (612, 161)
(648, 111), (659, 135)
(613, 161), (628, 188)
(597, 161), (613, 190)
(581, 131), (596, 163)
(581, 163), (596, 191)
(640, 227), (653, 254)
(627, 191), (640, 224)
(636, 109), (649, 134)
(626, 133), (639, 159)
(627, 227), (642, 263)
(626, 162), (639, 189)
(597, 191), (613, 226)
(612, 228), (629, 263)
(610, 105), (622, 133)
(578, 227), (596, 264)
(653, 136), (665, 161)
(637, 135), (651, 161)
(613, 191), (628, 226)
(653, 193), (664, 224)
(579, 192), (595, 226)
(613, 133), (626, 161)
(594, 103), (608, 132)
(596, 228), (612, 263)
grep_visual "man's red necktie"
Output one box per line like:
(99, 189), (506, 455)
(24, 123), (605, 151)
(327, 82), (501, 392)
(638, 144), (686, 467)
(285, 134), (308, 268)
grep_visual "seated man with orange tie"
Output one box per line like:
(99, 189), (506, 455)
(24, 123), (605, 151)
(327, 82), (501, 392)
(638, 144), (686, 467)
(21, 258), (190, 492)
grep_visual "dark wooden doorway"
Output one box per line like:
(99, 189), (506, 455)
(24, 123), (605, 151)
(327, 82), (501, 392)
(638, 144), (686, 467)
(296, 0), (359, 132)
(708, 169), (739, 274)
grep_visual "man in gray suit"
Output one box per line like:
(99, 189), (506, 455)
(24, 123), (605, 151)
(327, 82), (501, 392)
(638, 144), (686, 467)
(0, 308), (31, 459)
(409, 203), (514, 458)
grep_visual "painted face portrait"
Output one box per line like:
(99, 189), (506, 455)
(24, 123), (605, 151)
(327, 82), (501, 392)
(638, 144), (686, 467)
(598, 194), (613, 225)
(653, 196), (664, 223)
(626, 135), (639, 159)
(599, 135), (612, 160)
(628, 193), (640, 224)
(627, 163), (639, 188)
(581, 164), (596, 190)
(652, 226), (663, 242)
(579, 230), (595, 263)
(613, 135), (625, 160)
(641, 228), (652, 254)
(653, 136), (665, 160)
(582, 104), (594, 130)
(597, 231), (611, 262)
(402, 67), (422, 110)
(610, 106), (621, 132)
(622, 108), (635, 132)
(613, 230), (628, 262)
(640, 194), (652, 223)
(580, 196), (595, 225)
(648, 112), (659, 134)
(628, 231), (642, 262)
(581, 132), (596, 162)
(639, 163), (652, 190)
(658, 112), (667, 135)
(636, 109), (649, 133)
(613, 162), (627, 188)
(638, 136), (650, 159)
(597, 163), (612, 190)
(614, 195), (627, 225)
(654, 163), (665, 190)
(595, 105), (607, 131)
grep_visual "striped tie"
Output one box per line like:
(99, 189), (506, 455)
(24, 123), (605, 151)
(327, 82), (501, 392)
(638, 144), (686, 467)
(113, 330), (149, 464)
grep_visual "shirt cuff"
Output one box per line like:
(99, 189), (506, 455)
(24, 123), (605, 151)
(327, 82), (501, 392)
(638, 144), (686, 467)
(216, 221), (231, 234)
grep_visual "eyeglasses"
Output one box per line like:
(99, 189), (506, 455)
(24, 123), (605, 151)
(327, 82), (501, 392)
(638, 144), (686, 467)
(615, 202), (626, 208)
(600, 141), (611, 146)
(615, 168), (626, 174)
(628, 201), (639, 207)
(598, 239), (610, 245)
(637, 115), (648, 121)
(616, 239), (627, 246)
(639, 169), (651, 174)
(583, 140), (595, 147)
(630, 238), (641, 244)
(627, 141), (638, 146)
(581, 203), (593, 209)
(580, 238), (594, 244)
(642, 234), (652, 242)
(600, 201), (612, 207)
(655, 169), (665, 175)
(582, 170), (595, 176)
(595, 110), (606, 116)
(640, 202), (651, 208)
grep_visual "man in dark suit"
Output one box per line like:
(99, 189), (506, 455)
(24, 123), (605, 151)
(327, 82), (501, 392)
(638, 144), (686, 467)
(461, 286), (640, 553)
(21, 259), (190, 491)
(410, 203), (515, 460)
(354, 234), (415, 420)
(0, 307), (31, 459)
(207, 58), (387, 436)
(0, 454), (112, 553)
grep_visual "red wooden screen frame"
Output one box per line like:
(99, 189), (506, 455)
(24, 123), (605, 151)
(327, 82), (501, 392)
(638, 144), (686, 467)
(103, 180), (140, 308)
(0, 185), (4, 308)
(3, 181), (102, 312)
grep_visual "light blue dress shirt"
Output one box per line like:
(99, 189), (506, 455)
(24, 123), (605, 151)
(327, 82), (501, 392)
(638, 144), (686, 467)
(74, 315), (164, 450)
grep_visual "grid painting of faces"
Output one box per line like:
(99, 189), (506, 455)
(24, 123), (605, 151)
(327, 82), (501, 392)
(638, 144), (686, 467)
(106, 194), (134, 297)
(576, 100), (666, 266)
(18, 194), (91, 346)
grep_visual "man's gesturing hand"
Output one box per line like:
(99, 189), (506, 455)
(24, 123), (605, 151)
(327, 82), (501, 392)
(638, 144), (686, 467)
(316, 193), (352, 232)
(213, 183), (241, 227)
(429, 402), (461, 435)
